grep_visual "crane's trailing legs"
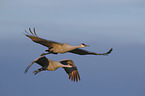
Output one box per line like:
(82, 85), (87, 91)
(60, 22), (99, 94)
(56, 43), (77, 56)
(41, 48), (58, 56)
(41, 52), (58, 56)
(33, 68), (44, 75)
(41, 52), (50, 56)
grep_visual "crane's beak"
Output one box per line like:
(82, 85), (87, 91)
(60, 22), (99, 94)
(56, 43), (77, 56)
(85, 45), (89, 47)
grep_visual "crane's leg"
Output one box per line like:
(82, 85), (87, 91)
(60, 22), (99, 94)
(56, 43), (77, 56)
(40, 49), (51, 56)
(42, 48), (58, 55)
(41, 52), (58, 56)
(33, 68), (44, 75)
(41, 52), (50, 56)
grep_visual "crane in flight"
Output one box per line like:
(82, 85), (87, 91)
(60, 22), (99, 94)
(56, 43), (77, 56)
(25, 28), (113, 56)
(24, 56), (80, 82)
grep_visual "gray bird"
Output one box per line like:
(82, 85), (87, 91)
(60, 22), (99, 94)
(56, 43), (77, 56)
(24, 56), (80, 82)
(25, 28), (113, 55)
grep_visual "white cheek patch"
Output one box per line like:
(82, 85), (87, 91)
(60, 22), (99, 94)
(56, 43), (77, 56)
(81, 44), (85, 47)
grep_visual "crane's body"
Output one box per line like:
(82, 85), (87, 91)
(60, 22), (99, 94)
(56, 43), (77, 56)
(45, 60), (72, 71)
(48, 43), (85, 54)
(25, 28), (113, 55)
(25, 56), (80, 82)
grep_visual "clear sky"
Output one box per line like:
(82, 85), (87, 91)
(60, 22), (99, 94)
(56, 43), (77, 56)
(0, 0), (145, 96)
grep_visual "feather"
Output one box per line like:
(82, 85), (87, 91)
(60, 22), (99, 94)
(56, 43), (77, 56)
(33, 27), (37, 36)
(69, 48), (113, 55)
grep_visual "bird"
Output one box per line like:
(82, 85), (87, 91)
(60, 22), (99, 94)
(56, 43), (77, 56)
(25, 28), (113, 56)
(24, 56), (80, 82)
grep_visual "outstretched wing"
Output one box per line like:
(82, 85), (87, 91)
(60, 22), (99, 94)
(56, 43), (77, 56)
(24, 56), (49, 74)
(69, 48), (113, 55)
(35, 56), (49, 67)
(60, 60), (80, 82)
(25, 28), (61, 48)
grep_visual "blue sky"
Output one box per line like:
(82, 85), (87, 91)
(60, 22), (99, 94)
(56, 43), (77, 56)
(0, 0), (145, 96)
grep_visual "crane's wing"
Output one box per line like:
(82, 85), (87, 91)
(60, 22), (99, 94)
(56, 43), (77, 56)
(24, 56), (49, 74)
(25, 28), (61, 48)
(69, 48), (113, 55)
(60, 60), (80, 82)
(35, 56), (49, 66)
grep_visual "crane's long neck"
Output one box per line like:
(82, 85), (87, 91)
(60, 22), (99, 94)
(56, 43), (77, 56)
(60, 44), (85, 53)
(75, 45), (84, 48)
(47, 61), (71, 71)
(68, 45), (85, 50)
(67, 45), (83, 50)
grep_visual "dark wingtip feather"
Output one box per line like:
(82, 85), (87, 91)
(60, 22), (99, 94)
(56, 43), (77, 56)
(29, 28), (34, 35)
(77, 71), (81, 81)
(108, 48), (113, 54)
(69, 74), (71, 79)
(71, 72), (74, 81)
(25, 30), (29, 34)
(93, 48), (113, 55)
(25, 28), (38, 37)
(75, 72), (78, 82)
(68, 70), (80, 82)
(33, 27), (37, 36)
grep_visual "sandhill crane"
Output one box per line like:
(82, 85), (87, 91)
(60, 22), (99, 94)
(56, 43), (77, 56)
(24, 56), (80, 82)
(25, 28), (113, 55)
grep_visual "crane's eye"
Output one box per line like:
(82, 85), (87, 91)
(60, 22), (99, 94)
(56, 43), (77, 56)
(81, 43), (85, 45)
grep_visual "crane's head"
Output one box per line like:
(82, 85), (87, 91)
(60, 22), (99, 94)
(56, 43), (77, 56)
(80, 43), (89, 47)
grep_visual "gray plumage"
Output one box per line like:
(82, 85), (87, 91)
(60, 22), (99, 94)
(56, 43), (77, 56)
(25, 28), (113, 55)
(24, 56), (80, 82)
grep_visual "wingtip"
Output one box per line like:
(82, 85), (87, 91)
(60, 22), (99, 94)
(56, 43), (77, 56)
(68, 70), (80, 82)
(25, 34), (32, 39)
(25, 27), (38, 36)
(110, 48), (113, 51)
(24, 71), (27, 74)
(108, 48), (113, 54)
(25, 34), (29, 36)
(33, 27), (37, 36)
(24, 68), (28, 74)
